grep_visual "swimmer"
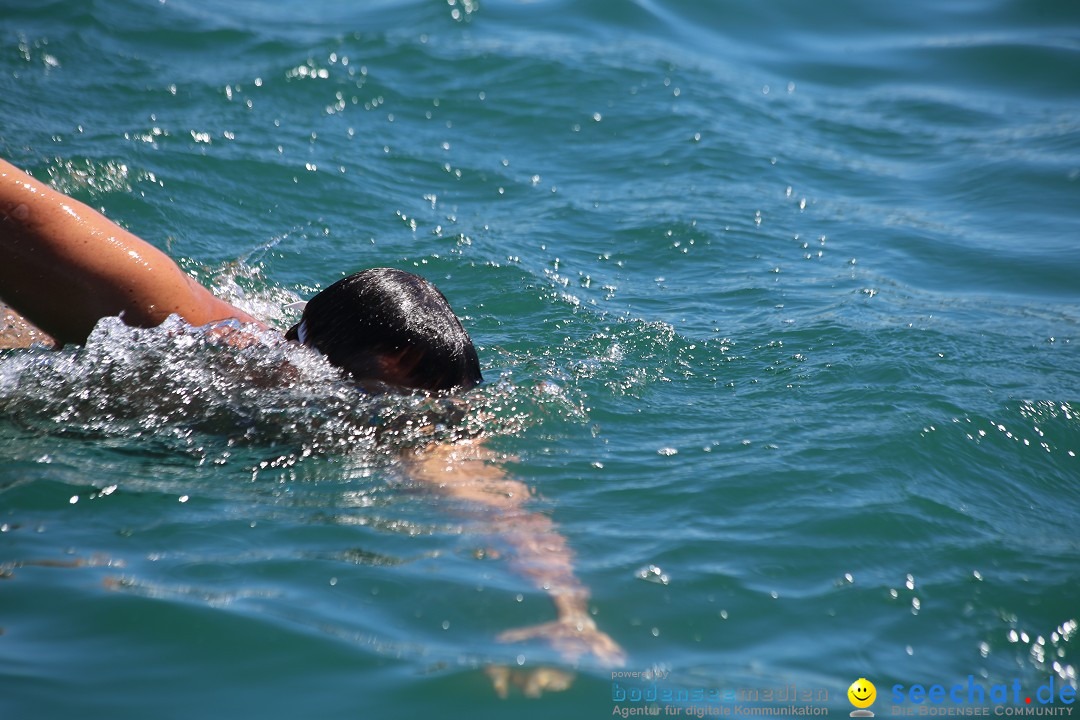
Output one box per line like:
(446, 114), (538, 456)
(0, 156), (625, 692)
(0, 157), (479, 392)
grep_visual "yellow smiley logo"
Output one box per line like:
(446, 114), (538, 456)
(848, 678), (877, 712)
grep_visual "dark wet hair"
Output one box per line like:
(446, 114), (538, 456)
(285, 268), (482, 392)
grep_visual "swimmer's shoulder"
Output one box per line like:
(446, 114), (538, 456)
(0, 301), (55, 349)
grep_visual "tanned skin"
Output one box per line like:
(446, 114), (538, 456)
(0, 157), (262, 345)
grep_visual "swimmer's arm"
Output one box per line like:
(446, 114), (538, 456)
(0, 158), (263, 346)
(407, 440), (625, 669)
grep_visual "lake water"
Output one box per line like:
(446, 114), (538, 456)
(1, 1), (1078, 718)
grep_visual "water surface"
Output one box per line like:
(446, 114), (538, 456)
(1, 1), (1078, 718)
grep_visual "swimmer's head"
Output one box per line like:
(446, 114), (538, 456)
(285, 268), (482, 393)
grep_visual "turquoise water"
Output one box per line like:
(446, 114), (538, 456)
(2, 0), (1079, 718)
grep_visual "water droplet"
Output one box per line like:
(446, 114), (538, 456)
(635, 564), (670, 585)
